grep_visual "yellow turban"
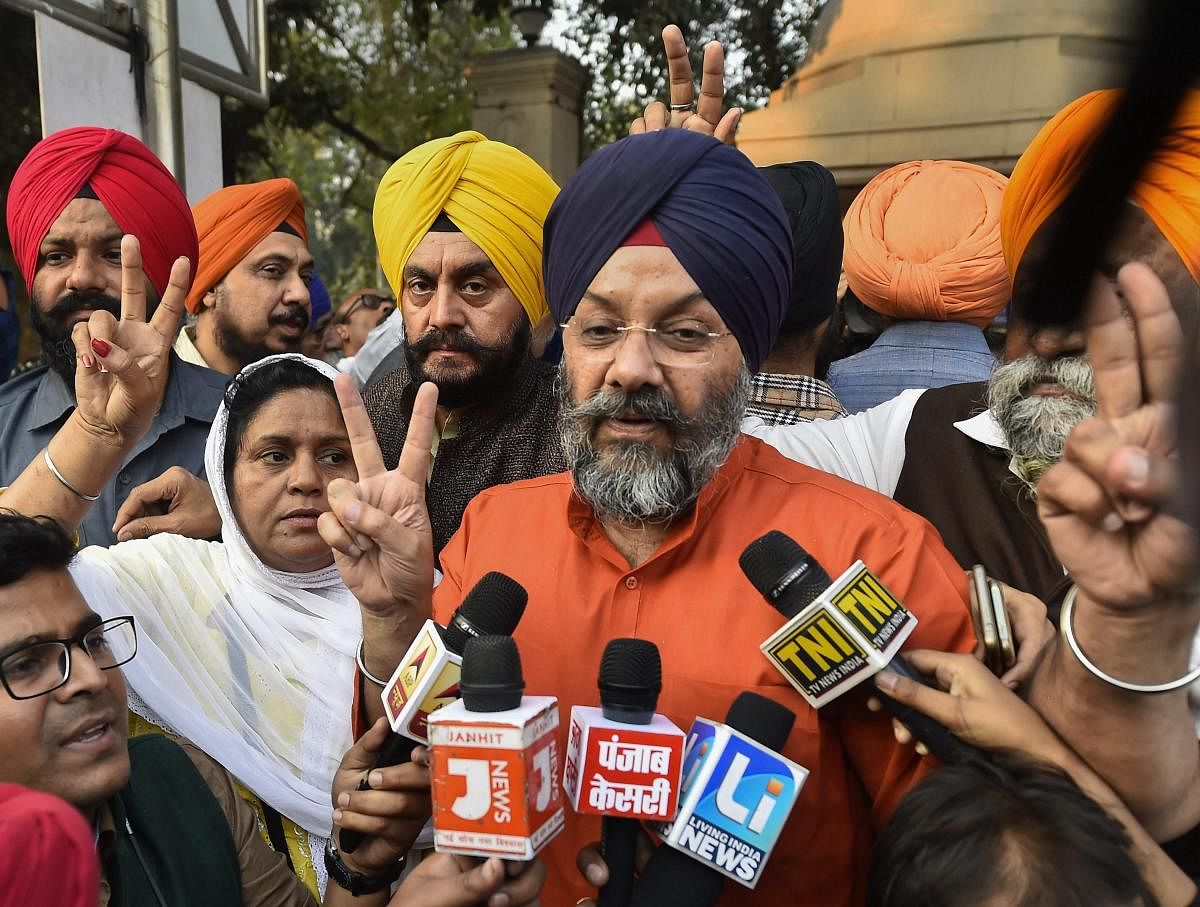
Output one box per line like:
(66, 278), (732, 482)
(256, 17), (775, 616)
(373, 131), (559, 326)
(1002, 88), (1200, 283)
(843, 160), (1010, 328)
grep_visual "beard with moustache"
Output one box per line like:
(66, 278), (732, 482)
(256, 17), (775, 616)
(987, 353), (1096, 485)
(556, 363), (752, 524)
(211, 285), (308, 369)
(30, 289), (127, 381)
(404, 318), (531, 409)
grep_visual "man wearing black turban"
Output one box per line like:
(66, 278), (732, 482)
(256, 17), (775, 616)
(750, 161), (848, 424)
(327, 127), (977, 905)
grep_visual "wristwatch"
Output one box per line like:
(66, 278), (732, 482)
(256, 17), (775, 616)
(324, 836), (405, 896)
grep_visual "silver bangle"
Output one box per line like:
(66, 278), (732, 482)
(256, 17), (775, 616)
(356, 640), (389, 687)
(43, 449), (101, 502)
(1061, 585), (1200, 694)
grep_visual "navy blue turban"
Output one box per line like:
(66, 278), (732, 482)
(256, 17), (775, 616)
(543, 129), (793, 372)
(758, 162), (843, 334)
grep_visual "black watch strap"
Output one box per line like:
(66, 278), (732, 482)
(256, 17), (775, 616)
(324, 836), (405, 896)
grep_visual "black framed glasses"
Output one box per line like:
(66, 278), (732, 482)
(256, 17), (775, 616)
(335, 293), (394, 325)
(0, 616), (137, 700)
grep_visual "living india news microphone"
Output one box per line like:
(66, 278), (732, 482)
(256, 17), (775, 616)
(562, 639), (686, 907)
(341, 571), (527, 853)
(739, 530), (982, 764)
(428, 635), (565, 860)
(629, 691), (807, 905)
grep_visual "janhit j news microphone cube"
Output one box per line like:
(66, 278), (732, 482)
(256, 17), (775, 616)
(428, 695), (565, 860)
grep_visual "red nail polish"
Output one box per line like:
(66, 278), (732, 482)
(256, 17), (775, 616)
(91, 339), (111, 358)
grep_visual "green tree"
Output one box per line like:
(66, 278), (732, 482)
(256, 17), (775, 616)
(223, 0), (516, 296)
(555, 0), (825, 149)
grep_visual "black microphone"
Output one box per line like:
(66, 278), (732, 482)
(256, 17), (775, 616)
(597, 639), (662, 907)
(340, 572), (527, 853)
(740, 531), (984, 766)
(628, 693), (797, 907)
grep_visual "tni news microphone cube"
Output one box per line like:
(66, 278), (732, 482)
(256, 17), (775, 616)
(759, 560), (917, 708)
(562, 706), (686, 821)
(428, 696), (565, 860)
(656, 718), (808, 889)
(382, 620), (462, 743)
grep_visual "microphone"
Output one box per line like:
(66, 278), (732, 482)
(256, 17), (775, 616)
(562, 640), (686, 907)
(740, 531), (983, 765)
(428, 635), (565, 860)
(630, 692), (806, 903)
(340, 572), (527, 853)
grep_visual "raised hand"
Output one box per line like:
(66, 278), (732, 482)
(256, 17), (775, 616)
(318, 375), (437, 616)
(1037, 262), (1199, 610)
(628, 25), (742, 144)
(71, 235), (189, 447)
(112, 467), (220, 542)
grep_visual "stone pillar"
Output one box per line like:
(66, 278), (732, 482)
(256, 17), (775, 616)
(465, 47), (587, 186)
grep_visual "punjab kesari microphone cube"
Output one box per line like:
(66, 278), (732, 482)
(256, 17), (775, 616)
(562, 705), (686, 822)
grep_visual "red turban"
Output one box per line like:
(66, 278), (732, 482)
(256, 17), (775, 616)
(5, 127), (198, 296)
(0, 784), (98, 907)
(187, 178), (308, 313)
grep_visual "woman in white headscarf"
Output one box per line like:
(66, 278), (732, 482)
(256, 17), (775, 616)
(0, 247), (437, 896)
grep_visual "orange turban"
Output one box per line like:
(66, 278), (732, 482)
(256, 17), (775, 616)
(843, 160), (1010, 328)
(1002, 88), (1200, 283)
(186, 177), (308, 313)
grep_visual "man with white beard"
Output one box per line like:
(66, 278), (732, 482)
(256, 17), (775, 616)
(744, 87), (1200, 614)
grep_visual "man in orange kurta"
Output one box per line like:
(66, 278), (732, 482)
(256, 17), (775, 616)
(425, 129), (976, 906)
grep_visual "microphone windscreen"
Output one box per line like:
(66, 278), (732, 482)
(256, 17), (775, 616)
(461, 635), (524, 712)
(599, 638), (662, 715)
(739, 531), (832, 618)
(443, 572), (529, 654)
(725, 691), (796, 753)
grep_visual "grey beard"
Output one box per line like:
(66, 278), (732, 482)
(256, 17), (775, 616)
(555, 365), (752, 524)
(987, 354), (1096, 464)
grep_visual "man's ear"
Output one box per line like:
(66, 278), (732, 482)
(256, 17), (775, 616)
(530, 312), (555, 357)
(198, 285), (220, 314)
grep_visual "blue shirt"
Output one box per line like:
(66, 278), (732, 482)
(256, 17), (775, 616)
(0, 355), (227, 547)
(827, 321), (996, 414)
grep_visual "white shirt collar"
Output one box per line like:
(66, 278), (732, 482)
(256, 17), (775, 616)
(953, 408), (1010, 451)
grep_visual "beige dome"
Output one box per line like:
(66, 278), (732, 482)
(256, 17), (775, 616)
(738, 0), (1142, 184)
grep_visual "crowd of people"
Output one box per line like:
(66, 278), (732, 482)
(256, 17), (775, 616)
(0, 23), (1197, 907)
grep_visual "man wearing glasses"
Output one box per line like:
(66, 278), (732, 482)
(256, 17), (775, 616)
(327, 288), (395, 374)
(335, 128), (977, 904)
(0, 511), (548, 906)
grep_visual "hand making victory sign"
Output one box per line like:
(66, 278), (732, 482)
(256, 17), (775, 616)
(1037, 262), (1199, 610)
(319, 375), (438, 620)
(628, 24), (742, 144)
(72, 234), (190, 448)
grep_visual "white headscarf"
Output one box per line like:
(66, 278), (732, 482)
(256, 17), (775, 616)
(69, 355), (361, 845)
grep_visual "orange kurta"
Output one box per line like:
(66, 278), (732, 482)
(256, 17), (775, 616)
(433, 436), (975, 906)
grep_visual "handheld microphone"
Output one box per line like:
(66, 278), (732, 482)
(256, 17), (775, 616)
(562, 640), (686, 907)
(630, 692), (806, 903)
(740, 531), (983, 765)
(340, 572), (527, 853)
(428, 636), (565, 860)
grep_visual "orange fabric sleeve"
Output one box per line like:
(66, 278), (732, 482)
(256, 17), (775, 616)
(832, 513), (976, 831)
